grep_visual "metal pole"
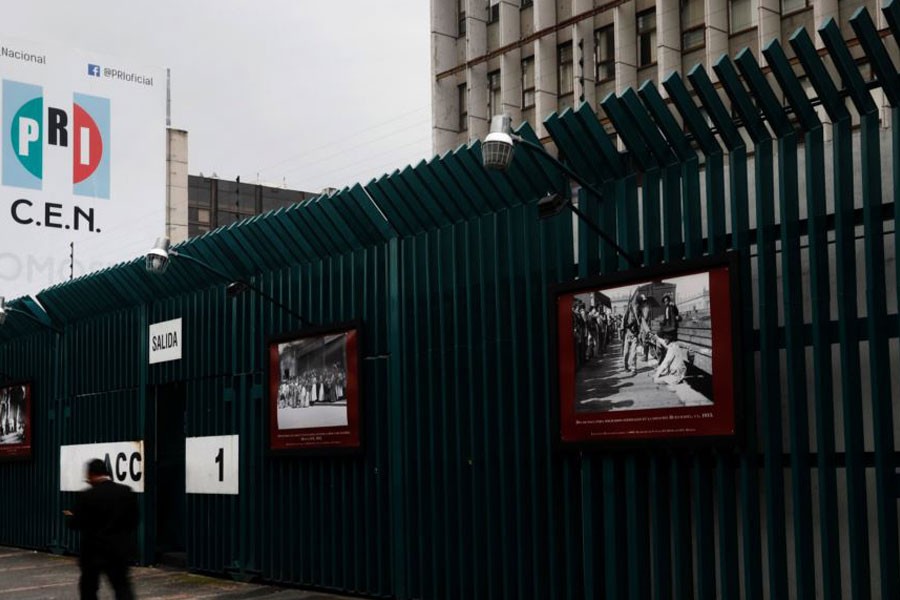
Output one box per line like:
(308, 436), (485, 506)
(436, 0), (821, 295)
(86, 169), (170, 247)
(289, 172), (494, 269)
(515, 138), (641, 269)
(172, 251), (312, 326)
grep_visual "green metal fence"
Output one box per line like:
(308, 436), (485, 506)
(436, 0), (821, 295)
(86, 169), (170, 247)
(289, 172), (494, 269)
(2, 8), (899, 599)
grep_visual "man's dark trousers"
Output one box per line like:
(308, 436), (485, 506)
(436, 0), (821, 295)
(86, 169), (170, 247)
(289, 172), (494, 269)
(68, 478), (139, 600)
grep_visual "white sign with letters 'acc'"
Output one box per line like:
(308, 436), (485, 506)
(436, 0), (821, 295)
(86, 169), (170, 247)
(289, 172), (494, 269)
(149, 317), (181, 364)
(59, 440), (144, 492)
(0, 34), (166, 300)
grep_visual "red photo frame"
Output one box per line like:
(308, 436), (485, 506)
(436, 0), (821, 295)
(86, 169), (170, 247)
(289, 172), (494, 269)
(554, 254), (741, 445)
(268, 324), (361, 453)
(0, 381), (32, 459)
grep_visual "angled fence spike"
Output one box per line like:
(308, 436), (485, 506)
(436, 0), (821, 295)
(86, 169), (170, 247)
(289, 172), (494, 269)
(789, 27), (850, 122)
(850, 7), (900, 108)
(638, 81), (695, 162)
(545, 109), (610, 185)
(884, 0), (900, 53)
(620, 88), (676, 166)
(601, 92), (656, 171)
(735, 48), (794, 138)
(819, 18), (877, 115)
(763, 39), (821, 132)
(714, 54), (771, 143)
(662, 72), (721, 155)
(687, 64), (745, 150)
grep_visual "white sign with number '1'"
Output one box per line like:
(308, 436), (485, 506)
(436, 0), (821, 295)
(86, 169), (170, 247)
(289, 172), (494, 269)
(185, 435), (239, 495)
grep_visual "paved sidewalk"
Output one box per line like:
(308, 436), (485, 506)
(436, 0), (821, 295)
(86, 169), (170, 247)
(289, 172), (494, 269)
(0, 547), (358, 599)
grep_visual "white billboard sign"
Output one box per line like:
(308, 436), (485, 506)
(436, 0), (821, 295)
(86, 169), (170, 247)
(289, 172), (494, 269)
(0, 35), (166, 299)
(59, 440), (144, 492)
(149, 317), (182, 364)
(185, 435), (239, 495)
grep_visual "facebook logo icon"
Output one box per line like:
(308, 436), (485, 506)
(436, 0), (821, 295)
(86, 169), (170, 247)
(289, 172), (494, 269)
(87, 64), (101, 77)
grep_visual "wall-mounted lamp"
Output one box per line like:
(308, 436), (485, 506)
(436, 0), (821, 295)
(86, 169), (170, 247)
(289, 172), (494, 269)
(145, 237), (313, 326)
(482, 115), (641, 269)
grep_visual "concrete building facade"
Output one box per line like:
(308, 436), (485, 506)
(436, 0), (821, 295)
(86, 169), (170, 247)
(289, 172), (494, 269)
(165, 129), (316, 244)
(431, 0), (885, 154)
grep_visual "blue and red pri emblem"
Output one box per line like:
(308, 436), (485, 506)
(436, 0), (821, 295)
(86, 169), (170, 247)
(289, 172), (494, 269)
(2, 79), (110, 198)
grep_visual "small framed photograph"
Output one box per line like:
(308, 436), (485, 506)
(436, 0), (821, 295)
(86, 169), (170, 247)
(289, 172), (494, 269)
(0, 381), (32, 459)
(267, 323), (361, 453)
(554, 254), (741, 446)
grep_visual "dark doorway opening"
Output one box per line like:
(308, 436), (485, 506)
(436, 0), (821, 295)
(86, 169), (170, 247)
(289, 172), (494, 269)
(153, 382), (186, 567)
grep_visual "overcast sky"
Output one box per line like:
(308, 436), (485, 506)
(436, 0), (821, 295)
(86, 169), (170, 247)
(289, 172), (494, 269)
(9, 0), (433, 193)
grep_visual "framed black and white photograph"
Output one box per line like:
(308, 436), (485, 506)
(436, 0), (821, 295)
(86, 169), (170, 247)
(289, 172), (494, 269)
(555, 254), (741, 445)
(268, 324), (361, 452)
(0, 381), (31, 459)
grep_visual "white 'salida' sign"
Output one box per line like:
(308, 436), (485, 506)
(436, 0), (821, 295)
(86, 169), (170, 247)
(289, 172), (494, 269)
(0, 34), (166, 299)
(149, 317), (181, 364)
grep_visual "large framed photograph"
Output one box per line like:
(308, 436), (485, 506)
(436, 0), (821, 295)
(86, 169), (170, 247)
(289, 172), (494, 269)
(268, 324), (361, 453)
(0, 381), (32, 459)
(555, 254), (740, 445)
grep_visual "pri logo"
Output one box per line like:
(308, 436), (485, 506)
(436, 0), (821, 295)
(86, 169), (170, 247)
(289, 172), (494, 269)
(2, 80), (109, 198)
(87, 64), (101, 77)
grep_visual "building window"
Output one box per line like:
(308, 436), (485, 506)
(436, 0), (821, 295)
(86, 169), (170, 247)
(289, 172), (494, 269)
(730, 0), (758, 32)
(522, 0), (533, 7)
(488, 70), (502, 118)
(188, 207), (211, 225)
(781, 0), (806, 13)
(637, 9), (657, 67)
(558, 42), (574, 96)
(458, 84), (468, 132)
(488, 0), (499, 23)
(522, 56), (535, 108)
(458, 0), (466, 36)
(594, 26), (614, 83)
(681, 0), (705, 50)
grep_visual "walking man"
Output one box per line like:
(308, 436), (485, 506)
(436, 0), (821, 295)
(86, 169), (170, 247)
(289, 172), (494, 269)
(64, 458), (139, 600)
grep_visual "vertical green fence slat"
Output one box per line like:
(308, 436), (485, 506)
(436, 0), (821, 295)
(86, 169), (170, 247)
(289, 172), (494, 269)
(642, 170), (662, 267)
(833, 117), (872, 600)
(425, 232), (439, 599)
(705, 153), (727, 255)
(563, 461), (577, 600)
(483, 216), (502, 600)
(691, 454), (714, 598)
(617, 176), (640, 270)
(580, 458), (595, 600)
(648, 459), (671, 600)
(682, 158), (703, 260)
(778, 130), (816, 598)
(805, 124), (842, 600)
(755, 136), (790, 600)
(669, 457), (692, 597)
(623, 170), (644, 600)
(448, 226), (464, 600)
(730, 143), (763, 600)
(708, 149), (740, 597)
(662, 167), (683, 263)
(685, 146), (716, 600)
(600, 179), (620, 274)
(465, 221), (486, 595)
(388, 235), (407, 600)
(626, 456), (649, 600)
(859, 109), (899, 599)
(581, 188), (602, 275)
(575, 189), (596, 600)
(602, 460), (621, 600)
